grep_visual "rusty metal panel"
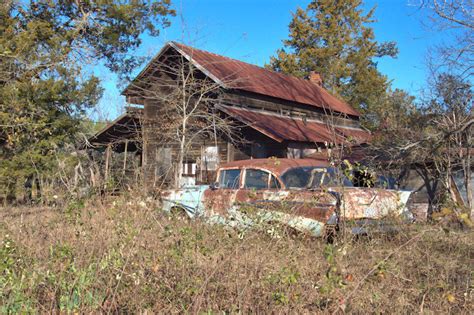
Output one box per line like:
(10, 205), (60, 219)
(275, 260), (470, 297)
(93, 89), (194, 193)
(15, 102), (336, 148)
(333, 187), (413, 220)
(135, 42), (361, 117)
(160, 159), (414, 238)
(335, 127), (372, 143)
(88, 107), (142, 150)
(219, 106), (350, 143)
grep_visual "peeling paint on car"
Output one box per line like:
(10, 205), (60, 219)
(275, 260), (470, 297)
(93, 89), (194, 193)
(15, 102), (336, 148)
(159, 159), (413, 237)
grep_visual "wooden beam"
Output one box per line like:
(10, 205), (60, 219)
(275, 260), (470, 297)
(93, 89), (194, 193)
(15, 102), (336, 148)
(123, 139), (128, 175)
(104, 144), (111, 183)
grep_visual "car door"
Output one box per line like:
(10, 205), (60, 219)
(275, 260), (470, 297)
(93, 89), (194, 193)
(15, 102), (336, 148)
(235, 168), (286, 210)
(236, 168), (336, 236)
(203, 168), (242, 215)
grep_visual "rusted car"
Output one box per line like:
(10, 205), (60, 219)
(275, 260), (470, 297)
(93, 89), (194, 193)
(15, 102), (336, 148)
(161, 158), (413, 236)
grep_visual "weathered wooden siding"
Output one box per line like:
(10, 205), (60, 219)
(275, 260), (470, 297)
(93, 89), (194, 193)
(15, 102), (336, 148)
(136, 69), (361, 188)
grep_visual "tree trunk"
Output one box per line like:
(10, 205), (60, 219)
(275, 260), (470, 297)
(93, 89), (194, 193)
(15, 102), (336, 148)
(419, 167), (438, 220)
(176, 137), (185, 188)
(465, 131), (473, 216)
(24, 176), (33, 204)
(35, 176), (42, 202)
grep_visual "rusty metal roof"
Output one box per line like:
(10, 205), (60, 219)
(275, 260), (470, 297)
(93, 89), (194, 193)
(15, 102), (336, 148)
(219, 158), (330, 176)
(219, 105), (370, 144)
(88, 107), (142, 152)
(125, 42), (360, 117)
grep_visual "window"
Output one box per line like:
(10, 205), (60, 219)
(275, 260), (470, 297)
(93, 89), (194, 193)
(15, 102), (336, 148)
(375, 176), (397, 189)
(219, 169), (241, 189)
(281, 167), (314, 188)
(269, 175), (281, 189)
(244, 169), (269, 190)
(202, 146), (219, 171)
(310, 168), (353, 188)
(182, 162), (196, 176)
(310, 170), (326, 187)
(281, 167), (353, 189)
(156, 148), (172, 178)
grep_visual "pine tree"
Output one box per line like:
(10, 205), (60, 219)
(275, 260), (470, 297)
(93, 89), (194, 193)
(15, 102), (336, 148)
(0, 1), (174, 202)
(268, 0), (397, 122)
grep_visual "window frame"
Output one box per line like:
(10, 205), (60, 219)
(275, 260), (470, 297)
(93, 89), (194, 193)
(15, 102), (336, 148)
(217, 167), (242, 189)
(243, 168), (271, 190)
(269, 174), (282, 189)
(216, 167), (284, 190)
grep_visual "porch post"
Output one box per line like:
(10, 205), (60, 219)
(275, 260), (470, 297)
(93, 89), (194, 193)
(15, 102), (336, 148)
(104, 144), (111, 183)
(123, 139), (128, 175)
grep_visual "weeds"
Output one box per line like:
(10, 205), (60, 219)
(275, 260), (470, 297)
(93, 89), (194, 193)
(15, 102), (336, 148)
(0, 197), (472, 313)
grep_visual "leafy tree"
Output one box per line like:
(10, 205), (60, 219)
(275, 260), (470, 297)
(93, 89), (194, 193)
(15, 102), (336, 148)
(0, 0), (174, 202)
(369, 74), (472, 218)
(268, 0), (397, 125)
(360, 88), (417, 132)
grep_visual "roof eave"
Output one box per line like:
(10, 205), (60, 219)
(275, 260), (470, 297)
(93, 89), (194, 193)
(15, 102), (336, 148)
(121, 42), (175, 97)
(169, 42), (227, 88)
(122, 41), (228, 98)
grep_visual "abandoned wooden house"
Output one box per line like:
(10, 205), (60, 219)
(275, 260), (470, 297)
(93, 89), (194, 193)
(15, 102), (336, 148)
(89, 42), (370, 188)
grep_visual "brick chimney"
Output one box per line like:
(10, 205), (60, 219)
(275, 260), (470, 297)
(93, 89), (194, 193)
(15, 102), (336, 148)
(308, 71), (323, 86)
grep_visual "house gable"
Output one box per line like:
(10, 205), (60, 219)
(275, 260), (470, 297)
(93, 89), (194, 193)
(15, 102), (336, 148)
(123, 41), (361, 118)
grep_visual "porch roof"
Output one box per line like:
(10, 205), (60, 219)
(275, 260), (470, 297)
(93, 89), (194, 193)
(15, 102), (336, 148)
(87, 106), (142, 152)
(218, 105), (371, 145)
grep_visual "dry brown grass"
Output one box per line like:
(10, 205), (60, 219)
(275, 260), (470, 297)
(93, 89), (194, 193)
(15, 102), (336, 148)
(1, 194), (473, 313)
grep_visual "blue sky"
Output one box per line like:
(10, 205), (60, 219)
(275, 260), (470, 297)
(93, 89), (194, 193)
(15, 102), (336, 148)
(94, 0), (453, 120)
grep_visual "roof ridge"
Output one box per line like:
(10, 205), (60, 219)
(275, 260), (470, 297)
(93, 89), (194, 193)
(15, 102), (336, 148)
(170, 41), (325, 88)
(125, 41), (360, 117)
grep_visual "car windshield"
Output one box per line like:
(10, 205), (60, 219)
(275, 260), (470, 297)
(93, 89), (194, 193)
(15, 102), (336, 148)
(281, 167), (353, 189)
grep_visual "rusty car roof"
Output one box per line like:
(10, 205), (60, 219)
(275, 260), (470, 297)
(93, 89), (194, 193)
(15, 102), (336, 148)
(219, 158), (330, 176)
(124, 42), (360, 117)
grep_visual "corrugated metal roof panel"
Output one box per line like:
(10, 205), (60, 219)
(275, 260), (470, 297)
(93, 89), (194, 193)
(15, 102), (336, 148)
(219, 106), (370, 144)
(126, 42), (360, 117)
(336, 127), (373, 143)
(172, 42), (360, 117)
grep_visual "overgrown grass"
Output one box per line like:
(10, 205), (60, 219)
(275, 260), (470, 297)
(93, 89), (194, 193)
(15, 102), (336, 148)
(1, 195), (473, 313)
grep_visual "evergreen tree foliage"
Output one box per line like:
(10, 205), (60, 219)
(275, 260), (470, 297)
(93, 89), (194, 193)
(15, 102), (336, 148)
(268, 0), (398, 121)
(0, 1), (174, 201)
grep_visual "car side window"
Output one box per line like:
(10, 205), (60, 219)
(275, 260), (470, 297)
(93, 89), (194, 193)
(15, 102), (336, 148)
(244, 169), (269, 190)
(269, 175), (281, 189)
(219, 169), (241, 189)
(281, 167), (313, 188)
